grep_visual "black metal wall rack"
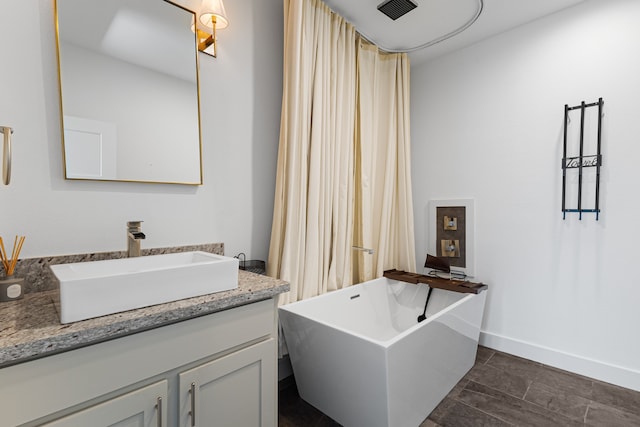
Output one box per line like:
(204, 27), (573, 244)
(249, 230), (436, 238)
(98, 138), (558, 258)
(562, 98), (603, 220)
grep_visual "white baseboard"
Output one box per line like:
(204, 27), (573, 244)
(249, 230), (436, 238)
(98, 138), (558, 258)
(480, 331), (640, 392)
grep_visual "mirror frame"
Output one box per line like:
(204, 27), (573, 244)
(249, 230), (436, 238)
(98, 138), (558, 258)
(54, 0), (204, 185)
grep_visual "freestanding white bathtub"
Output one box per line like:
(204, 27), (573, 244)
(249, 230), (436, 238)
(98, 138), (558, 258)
(279, 277), (487, 427)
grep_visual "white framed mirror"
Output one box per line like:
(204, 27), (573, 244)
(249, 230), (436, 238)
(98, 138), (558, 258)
(55, 0), (203, 185)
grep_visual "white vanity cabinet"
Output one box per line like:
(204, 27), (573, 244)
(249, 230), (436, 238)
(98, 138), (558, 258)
(0, 298), (278, 427)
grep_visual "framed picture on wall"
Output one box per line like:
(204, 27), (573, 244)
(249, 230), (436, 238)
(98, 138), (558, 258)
(428, 199), (475, 278)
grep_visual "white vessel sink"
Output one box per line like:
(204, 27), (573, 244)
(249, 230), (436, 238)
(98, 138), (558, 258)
(50, 251), (239, 324)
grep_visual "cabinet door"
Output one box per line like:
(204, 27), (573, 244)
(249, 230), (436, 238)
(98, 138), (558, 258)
(42, 380), (167, 427)
(179, 339), (276, 427)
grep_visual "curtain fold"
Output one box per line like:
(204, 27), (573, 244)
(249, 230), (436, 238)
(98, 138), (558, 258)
(268, 0), (415, 305)
(354, 39), (416, 282)
(268, 0), (357, 305)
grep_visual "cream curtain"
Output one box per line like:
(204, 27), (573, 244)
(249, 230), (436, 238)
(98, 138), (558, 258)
(268, 0), (415, 304)
(354, 40), (416, 283)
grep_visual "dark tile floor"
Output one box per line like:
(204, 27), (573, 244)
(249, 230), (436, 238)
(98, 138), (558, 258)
(278, 346), (640, 426)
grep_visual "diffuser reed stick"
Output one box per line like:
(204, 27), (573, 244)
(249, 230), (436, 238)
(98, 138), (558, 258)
(0, 235), (25, 276)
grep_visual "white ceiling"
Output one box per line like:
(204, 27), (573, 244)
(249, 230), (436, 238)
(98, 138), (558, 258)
(323, 0), (586, 65)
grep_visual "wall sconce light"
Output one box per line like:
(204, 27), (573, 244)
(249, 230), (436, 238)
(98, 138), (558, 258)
(196, 0), (229, 57)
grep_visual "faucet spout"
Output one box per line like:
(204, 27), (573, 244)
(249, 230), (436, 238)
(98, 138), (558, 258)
(352, 245), (374, 255)
(127, 221), (145, 257)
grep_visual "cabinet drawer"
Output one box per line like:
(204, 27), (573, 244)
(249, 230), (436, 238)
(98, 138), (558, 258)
(41, 380), (167, 427)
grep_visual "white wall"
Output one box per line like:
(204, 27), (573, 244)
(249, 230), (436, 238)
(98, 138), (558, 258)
(411, 0), (640, 390)
(0, 0), (282, 261)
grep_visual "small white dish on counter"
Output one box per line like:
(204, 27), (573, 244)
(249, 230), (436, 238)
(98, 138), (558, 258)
(50, 251), (239, 324)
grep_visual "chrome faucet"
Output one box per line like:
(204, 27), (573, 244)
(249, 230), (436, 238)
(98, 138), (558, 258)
(127, 221), (146, 257)
(352, 245), (375, 255)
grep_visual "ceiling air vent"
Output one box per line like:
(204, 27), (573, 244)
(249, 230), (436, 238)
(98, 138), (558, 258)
(377, 0), (418, 21)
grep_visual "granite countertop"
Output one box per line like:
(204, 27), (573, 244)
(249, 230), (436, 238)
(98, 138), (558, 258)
(0, 270), (289, 369)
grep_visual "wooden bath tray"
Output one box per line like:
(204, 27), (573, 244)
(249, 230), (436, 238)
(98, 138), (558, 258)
(383, 269), (488, 294)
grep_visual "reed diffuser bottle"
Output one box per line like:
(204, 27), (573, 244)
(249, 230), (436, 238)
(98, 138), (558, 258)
(0, 235), (25, 302)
